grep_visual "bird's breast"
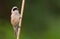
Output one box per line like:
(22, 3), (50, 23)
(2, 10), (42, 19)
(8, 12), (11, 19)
(11, 14), (20, 26)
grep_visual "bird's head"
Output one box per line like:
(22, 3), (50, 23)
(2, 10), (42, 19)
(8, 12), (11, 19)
(11, 6), (19, 14)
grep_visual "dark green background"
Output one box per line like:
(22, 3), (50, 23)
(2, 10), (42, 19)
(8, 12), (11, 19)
(0, 0), (60, 39)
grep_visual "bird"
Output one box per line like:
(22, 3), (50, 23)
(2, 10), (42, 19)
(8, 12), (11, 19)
(11, 6), (20, 36)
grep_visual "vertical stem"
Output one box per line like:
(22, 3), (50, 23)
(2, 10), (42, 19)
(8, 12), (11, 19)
(17, 0), (25, 39)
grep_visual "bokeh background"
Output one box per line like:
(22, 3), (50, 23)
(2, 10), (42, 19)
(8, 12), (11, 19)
(0, 0), (60, 39)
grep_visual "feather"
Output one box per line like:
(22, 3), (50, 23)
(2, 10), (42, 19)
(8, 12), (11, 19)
(14, 25), (19, 36)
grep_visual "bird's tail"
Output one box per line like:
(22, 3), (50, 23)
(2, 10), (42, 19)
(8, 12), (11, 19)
(14, 26), (19, 36)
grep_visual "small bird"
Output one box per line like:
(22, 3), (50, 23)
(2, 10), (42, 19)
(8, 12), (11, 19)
(11, 6), (20, 36)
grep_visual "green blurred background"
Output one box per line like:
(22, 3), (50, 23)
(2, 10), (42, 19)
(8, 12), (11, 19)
(0, 0), (60, 39)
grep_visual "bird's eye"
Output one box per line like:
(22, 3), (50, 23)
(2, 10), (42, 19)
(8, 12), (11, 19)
(13, 8), (18, 11)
